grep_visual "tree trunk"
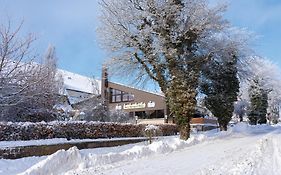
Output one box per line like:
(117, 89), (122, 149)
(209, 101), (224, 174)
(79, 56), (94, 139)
(166, 68), (198, 141)
(179, 123), (190, 140)
(257, 116), (267, 124)
(248, 116), (257, 125)
(219, 123), (228, 131)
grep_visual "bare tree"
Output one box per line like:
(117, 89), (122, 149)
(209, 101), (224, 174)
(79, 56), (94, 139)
(98, 0), (249, 139)
(0, 22), (62, 122)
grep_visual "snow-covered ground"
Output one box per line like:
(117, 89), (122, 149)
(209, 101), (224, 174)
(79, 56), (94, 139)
(1, 123), (281, 175)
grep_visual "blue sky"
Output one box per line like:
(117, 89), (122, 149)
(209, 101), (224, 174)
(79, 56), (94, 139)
(0, 0), (281, 82)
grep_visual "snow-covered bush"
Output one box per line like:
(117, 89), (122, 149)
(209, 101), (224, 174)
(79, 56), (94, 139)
(144, 125), (161, 144)
(109, 110), (134, 123)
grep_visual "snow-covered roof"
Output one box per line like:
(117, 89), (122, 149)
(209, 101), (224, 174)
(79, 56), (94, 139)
(57, 69), (101, 94)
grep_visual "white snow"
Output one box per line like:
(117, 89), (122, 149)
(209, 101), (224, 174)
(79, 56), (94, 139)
(58, 69), (101, 94)
(2, 123), (281, 175)
(0, 156), (46, 175)
(144, 124), (159, 131)
(0, 142), (144, 175)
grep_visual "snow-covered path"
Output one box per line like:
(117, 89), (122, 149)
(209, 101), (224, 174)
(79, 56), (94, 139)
(9, 123), (281, 175)
(198, 133), (281, 175)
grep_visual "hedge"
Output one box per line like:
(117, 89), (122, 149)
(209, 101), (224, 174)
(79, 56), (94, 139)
(0, 121), (178, 141)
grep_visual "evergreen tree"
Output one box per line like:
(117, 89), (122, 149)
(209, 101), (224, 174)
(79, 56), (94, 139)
(248, 78), (268, 125)
(200, 55), (240, 131)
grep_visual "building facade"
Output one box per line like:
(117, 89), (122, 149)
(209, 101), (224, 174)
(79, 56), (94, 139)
(101, 67), (170, 124)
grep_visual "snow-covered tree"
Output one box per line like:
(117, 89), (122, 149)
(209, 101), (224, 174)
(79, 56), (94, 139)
(248, 78), (269, 125)
(234, 77), (254, 123)
(242, 57), (281, 125)
(22, 45), (64, 121)
(98, 0), (248, 139)
(268, 105), (279, 124)
(0, 23), (62, 122)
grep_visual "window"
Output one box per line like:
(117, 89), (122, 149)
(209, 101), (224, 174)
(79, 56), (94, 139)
(122, 92), (134, 102)
(116, 94), (121, 102)
(110, 88), (134, 103)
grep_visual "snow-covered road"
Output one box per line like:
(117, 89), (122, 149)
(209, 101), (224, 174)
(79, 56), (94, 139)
(2, 123), (281, 175)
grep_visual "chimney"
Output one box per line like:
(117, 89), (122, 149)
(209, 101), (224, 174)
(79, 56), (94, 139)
(101, 65), (109, 111)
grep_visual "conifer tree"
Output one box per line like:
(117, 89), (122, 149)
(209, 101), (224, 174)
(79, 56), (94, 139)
(200, 54), (240, 131)
(248, 78), (268, 125)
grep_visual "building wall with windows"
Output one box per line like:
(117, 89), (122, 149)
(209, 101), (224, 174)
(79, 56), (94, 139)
(100, 67), (169, 123)
(106, 82), (168, 121)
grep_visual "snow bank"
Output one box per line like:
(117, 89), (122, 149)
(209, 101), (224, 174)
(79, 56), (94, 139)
(18, 147), (85, 175)
(230, 122), (280, 135)
(19, 123), (281, 175)
(19, 133), (220, 175)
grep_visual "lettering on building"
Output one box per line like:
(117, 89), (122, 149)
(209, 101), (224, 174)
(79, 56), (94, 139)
(115, 104), (122, 110)
(123, 102), (146, 109)
(147, 101), (156, 108)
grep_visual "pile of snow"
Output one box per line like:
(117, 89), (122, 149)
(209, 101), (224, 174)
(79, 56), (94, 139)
(20, 136), (207, 175)
(0, 156), (46, 175)
(18, 147), (85, 175)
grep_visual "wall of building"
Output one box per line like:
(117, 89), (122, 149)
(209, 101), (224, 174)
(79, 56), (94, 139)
(107, 82), (167, 113)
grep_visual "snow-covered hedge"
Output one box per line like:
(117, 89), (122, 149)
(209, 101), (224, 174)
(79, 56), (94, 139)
(0, 121), (178, 141)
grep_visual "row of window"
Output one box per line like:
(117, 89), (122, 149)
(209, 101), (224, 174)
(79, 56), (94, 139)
(110, 88), (134, 103)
